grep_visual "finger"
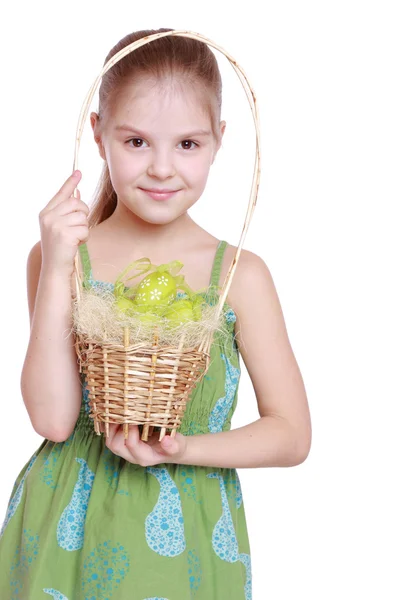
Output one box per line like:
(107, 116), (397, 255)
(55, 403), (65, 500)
(105, 424), (129, 459)
(160, 434), (177, 453)
(73, 225), (90, 246)
(161, 432), (185, 459)
(146, 431), (161, 447)
(53, 197), (89, 218)
(46, 171), (82, 210)
(104, 423), (120, 447)
(58, 211), (88, 228)
(115, 427), (144, 463)
(71, 187), (81, 200)
(124, 424), (140, 449)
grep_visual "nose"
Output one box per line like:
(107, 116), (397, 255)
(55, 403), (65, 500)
(146, 149), (176, 179)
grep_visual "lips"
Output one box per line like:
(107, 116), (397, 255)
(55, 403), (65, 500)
(139, 188), (180, 201)
(141, 188), (177, 193)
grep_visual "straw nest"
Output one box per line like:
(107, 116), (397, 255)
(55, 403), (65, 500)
(71, 284), (231, 350)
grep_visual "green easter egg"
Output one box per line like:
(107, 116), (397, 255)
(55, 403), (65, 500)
(133, 271), (176, 308)
(163, 299), (195, 326)
(115, 296), (136, 315)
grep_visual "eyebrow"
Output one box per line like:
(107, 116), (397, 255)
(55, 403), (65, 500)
(114, 125), (212, 138)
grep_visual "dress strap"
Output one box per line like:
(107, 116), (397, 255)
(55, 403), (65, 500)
(209, 240), (228, 289)
(78, 243), (92, 288)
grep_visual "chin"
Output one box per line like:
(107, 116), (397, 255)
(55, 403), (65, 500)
(137, 208), (185, 226)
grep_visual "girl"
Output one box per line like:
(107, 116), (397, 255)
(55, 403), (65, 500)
(0, 28), (311, 599)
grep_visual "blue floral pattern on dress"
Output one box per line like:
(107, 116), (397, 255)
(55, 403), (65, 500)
(207, 473), (252, 600)
(222, 469), (243, 508)
(187, 548), (202, 594)
(208, 354), (240, 433)
(43, 589), (69, 599)
(9, 528), (39, 598)
(224, 307), (236, 323)
(57, 458), (95, 551)
(39, 436), (72, 490)
(0, 454), (38, 539)
(178, 466), (202, 504)
(102, 448), (130, 496)
(145, 467), (186, 557)
(81, 540), (130, 598)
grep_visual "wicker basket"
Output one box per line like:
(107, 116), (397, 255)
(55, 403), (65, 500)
(72, 30), (261, 441)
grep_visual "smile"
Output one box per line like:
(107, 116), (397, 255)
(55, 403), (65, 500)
(139, 188), (180, 201)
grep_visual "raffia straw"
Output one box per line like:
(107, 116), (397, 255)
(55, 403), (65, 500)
(72, 29), (261, 327)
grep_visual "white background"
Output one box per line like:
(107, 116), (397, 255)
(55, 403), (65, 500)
(0, 1), (399, 598)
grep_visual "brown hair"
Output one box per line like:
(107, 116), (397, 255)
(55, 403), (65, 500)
(88, 28), (223, 228)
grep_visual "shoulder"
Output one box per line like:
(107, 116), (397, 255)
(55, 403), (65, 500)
(223, 245), (277, 319)
(235, 247), (270, 280)
(226, 244), (270, 278)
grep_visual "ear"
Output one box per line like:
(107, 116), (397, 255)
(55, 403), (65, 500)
(211, 120), (226, 164)
(90, 112), (106, 160)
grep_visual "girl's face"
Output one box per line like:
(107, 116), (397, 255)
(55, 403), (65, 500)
(91, 78), (225, 225)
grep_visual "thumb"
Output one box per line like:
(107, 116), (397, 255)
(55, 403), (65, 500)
(161, 435), (177, 453)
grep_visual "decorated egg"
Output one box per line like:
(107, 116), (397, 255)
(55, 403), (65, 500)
(133, 271), (177, 308)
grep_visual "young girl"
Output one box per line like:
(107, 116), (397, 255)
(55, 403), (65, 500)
(0, 28), (311, 599)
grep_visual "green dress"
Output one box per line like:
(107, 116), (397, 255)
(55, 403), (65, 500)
(0, 240), (252, 599)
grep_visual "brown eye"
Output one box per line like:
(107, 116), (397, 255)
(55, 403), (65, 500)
(180, 140), (198, 150)
(128, 138), (145, 147)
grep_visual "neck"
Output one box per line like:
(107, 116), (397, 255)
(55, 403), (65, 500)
(103, 201), (199, 252)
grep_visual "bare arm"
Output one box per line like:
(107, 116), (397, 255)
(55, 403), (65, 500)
(180, 251), (312, 468)
(20, 170), (89, 442)
(20, 241), (82, 442)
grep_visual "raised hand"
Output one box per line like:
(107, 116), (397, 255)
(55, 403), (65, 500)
(39, 170), (89, 277)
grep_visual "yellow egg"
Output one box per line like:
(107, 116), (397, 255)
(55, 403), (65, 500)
(133, 271), (176, 308)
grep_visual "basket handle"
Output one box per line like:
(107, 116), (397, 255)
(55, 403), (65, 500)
(72, 30), (261, 315)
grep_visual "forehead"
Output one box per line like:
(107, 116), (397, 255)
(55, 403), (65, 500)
(110, 78), (211, 130)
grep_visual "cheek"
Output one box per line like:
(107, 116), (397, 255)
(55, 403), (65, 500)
(109, 150), (143, 181)
(185, 156), (212, 185)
